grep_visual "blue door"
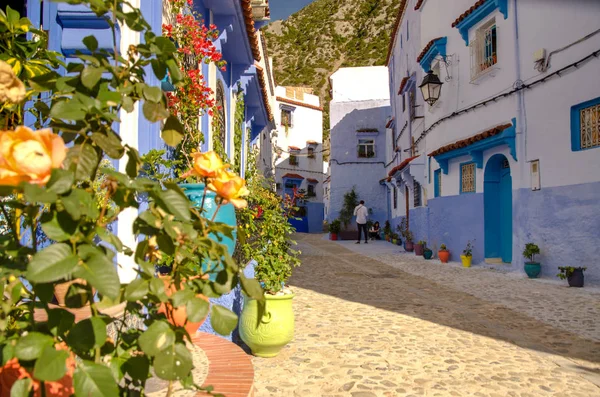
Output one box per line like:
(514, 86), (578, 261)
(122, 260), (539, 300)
(484, 154), (512, 262)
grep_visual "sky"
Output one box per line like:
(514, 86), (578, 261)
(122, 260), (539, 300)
(268, 0), (316, 21)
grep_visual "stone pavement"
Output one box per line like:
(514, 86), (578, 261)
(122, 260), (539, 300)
(251, 234), (600, 397)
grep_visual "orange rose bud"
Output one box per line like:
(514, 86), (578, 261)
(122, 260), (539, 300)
(183, 150), (228, 179)
(207, 169), (249, 209)
(0, 126), (67, 186)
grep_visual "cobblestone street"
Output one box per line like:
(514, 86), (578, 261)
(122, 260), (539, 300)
(252, 234), (600, 397)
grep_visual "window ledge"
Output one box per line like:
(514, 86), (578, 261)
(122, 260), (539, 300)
(470, 64), (500, 84)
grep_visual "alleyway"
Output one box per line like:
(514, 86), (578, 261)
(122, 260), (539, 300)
(252, 234), (600, 397)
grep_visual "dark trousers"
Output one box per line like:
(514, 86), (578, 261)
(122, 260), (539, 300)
(357, 223), (368, 242)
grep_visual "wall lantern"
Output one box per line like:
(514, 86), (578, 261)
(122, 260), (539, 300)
(419, 71), (443, 106)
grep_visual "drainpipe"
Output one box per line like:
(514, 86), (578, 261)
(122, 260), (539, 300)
(513, 0), (527, 173)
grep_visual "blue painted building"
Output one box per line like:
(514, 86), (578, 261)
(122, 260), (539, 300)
(386, 0), (600, 282)
(21, 0), (276, 337)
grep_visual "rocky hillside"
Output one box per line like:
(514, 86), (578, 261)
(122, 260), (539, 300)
(263, 0), (401, 150)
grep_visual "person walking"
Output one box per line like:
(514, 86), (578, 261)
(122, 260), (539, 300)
(354, 200), (369, 244)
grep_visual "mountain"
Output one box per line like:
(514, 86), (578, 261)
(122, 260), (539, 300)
(263, 0), (402, 151)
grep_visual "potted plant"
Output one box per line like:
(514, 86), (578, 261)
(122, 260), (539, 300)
(460, 240), (474, 267)
(396, 235), (403, 246)
(415, 240), (426, 256)
(404, 231), (414, 252)
(523, 243), (541, 278)
(383, 221), (392, 241)
(236, 172), (301, 357)
(438, 244), (450, 263)
(557, 267), (587, 288)
(391, 233), (398, 245)
(423, 246), (433, 260)
(328, 219), (341, 241)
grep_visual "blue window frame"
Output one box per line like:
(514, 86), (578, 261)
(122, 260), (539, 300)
(460, 161), (476, 194)
(571, 96), (600, 151)
(406, 22), (409, 41)
(400, 35), (403, 49)
(434, 169), (442, 198)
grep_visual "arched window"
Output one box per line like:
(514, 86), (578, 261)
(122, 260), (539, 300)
(212, 81), (227, 157)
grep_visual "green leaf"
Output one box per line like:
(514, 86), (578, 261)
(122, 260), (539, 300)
(10, 378), (32, 397)
(154, 189), (191, 222)
(166, 59), (182, 82)
(142, 101), (169, 122)
(47, 169), (74, 194)
(50, 100), (86, 121)
(122, 355), (150, 381)
(150, 277), (169, 302)
(91, 132), (124, 159)
(171, 288), (194, 308)
(125, 146), (141, 178)
(15, 332), (54, 361)
(153, 37), (177, 55)
(143, 85), (163, 103)
(65, 282), (93, 308)
(240, 276), (264, 301)
(138, 321), (175, 357)
(186, 297), (209, 323)
(74, 245), (120, 300)
(26, 243), (78, 284)
(68, 317), (107, 352)
(153, 343), (193, 381)
(96, 227), (124, 252)
(124, 278), (148, 302)
(81, 66), (103, 89)
(151, 59), (167, 81)
(61, 188), (98, 221)
(41, 211), (76, 241)
(82, 35), (98, 52)
(23, 184), (57, 204)
(161, 115), (184, 147)
(74, 143), (100, 181)
(210, 305), (238, 336)
(47, 308), (75, 338)
(33, 345), (69, 381)
(74, 361), (119, 397)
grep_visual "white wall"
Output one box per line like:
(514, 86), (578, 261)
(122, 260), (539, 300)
(330, 66), (390, 103)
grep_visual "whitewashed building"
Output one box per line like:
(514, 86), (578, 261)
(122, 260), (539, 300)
(273, 86), (325, 232)
(386, 0), (600, 282)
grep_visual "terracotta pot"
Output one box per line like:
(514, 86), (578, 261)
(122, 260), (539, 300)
(438, 250), (450, 263)
(330, 233), (338, 241)
(404, 241), (414, 252)
(158, 276), (209, 335)
(0, 344), (75, 397)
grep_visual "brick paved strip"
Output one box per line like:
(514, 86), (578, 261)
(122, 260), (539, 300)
(192, 332), (255, 397)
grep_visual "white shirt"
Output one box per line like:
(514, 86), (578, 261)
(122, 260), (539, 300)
(354, 204), (368, 224)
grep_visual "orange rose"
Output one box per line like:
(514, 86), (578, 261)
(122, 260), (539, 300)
(207, 170), (249, 209)
(0, 126), (67, 186)
(182, 150), (228, 179)
(0, 60), (26, 104)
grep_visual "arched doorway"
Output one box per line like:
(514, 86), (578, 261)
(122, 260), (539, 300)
(484, 154), (512, 263)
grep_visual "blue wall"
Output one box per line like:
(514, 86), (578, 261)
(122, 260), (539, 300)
(513, 182), (600, 283)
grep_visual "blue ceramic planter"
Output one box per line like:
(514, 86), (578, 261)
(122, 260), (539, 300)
(179, 183), (237, 278)
(524, 262), (541, 278)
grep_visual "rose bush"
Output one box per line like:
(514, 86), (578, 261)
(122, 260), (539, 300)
(0, 2), (263, 396)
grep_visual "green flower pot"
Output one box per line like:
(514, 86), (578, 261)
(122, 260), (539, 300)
(239, 292), (295, 358)
(423, 249), (433, 260)
(524, 262), (541, 278)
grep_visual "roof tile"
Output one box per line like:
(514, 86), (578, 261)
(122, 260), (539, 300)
(276, 96), (323, 111)
(414, 0), (425, 10)
(397, 77), (409, 95)
(388, 155), (419, 177)
(428, 123), (512, 157)
(417, 37), (444, 63)
(282, 173), (304, 179)
(452, 0), (487, 28)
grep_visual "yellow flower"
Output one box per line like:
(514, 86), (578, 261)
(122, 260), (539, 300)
(182, 151), (228, 179)
(0, 126), (67, 186)
(207, 169), (249, 209)
(0, 60), (26, 104)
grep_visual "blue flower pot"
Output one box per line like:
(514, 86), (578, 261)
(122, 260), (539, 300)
(179, 183), (237, 279)
(423, 249), (433, 260)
